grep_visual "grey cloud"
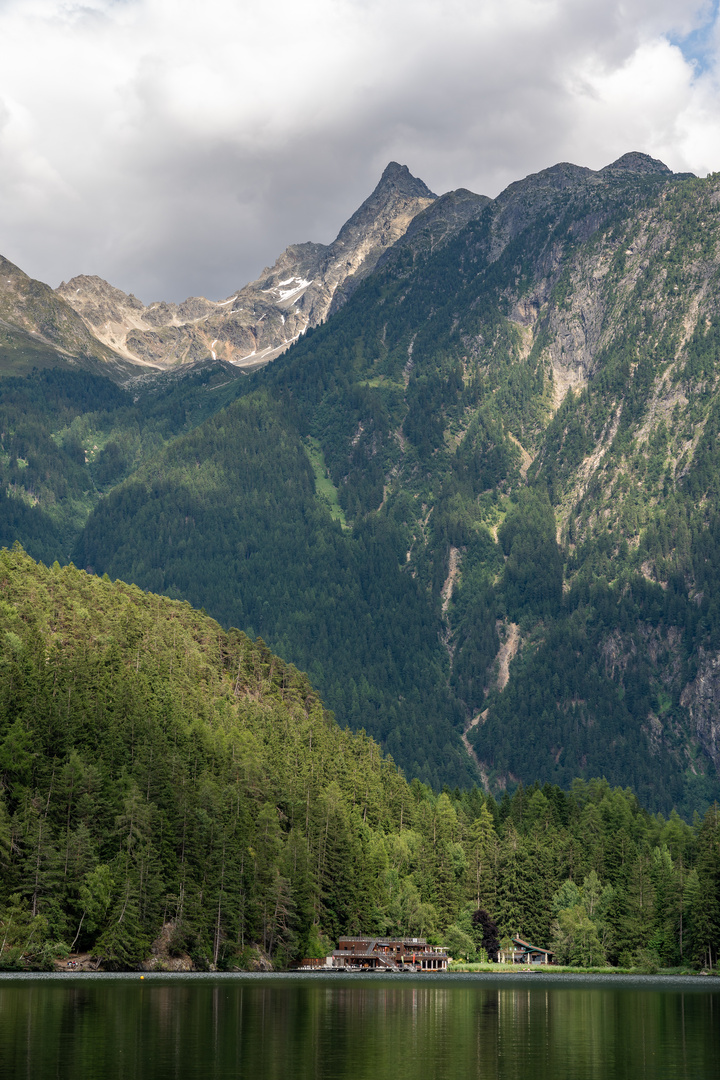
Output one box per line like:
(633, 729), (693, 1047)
(0, 0), (716, 303)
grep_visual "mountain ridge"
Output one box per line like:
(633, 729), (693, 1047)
(0, 255), (138, 380)
(1, 151), (685, 382)
(4, 150), (720, 815)
(55, 162), (438, 371)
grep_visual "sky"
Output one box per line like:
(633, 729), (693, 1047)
(0, 0), (719, 303)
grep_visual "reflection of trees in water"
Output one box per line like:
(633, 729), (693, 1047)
(1, 980), (718, 1079)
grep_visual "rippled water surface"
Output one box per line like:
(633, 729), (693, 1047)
(1, 972), (718, 1079)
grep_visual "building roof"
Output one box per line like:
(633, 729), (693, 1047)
(513, 935), (553, 955)
(338, 936), (427, 946)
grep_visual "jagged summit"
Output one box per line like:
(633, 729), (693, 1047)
(58, 163), (436, 371)
(2, 151), (691, 379)
(333, 162), (436, 250)
(601, 151), (672, 175)
(496, 152), (676, 214)
(377, 161), (437, 198)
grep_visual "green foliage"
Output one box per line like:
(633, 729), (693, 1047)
(0, 365), (249, 562)
(498, 488), (562, 620)
(470, 575), (720, 815)
(0, 548), (716, 971)
(550, 870), (614, 966)
(444, 919), (476, 961)
(74, 393), (471, 789)
(5, 168), (720, 816)
(552, 906), (605, 966)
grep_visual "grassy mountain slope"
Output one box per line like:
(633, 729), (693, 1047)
(0, 363), (250, 563)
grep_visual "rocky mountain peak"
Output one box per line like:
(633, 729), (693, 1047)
(0, 256), (132, 376)
(333, 163), (436, 250)
(376, 186), (492, 268)
(377, 161), (437, 199)
(56, 164), (437, 371)
(600, 151), (672, 175)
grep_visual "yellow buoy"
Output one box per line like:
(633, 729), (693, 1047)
(140, 975), (145, 980)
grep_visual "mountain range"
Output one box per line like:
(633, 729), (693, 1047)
(2, 150), (720, 817)
(49, 163), (435, 370)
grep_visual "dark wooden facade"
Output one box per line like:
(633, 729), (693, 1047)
(300, 936), (448, 971)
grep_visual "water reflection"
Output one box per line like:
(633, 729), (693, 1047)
(0, 975), (717, 1080)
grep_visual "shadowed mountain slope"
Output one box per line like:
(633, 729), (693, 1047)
(5, 152), (720, 815)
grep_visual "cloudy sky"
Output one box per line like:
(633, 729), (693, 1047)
(0, 0), (719, 303)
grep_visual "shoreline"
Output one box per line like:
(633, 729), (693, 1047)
(1, 966), (717, 983)
(447, 962), (718, 978)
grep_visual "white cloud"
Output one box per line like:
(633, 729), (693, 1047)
(0, 0), (718, 301)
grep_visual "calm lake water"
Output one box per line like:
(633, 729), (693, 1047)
(1, 972), (718, 1080)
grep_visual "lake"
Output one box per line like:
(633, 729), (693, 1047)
(1, 972), (718, 1079)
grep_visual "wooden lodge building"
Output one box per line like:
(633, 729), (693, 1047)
(502, 936), (554, 964)
(299, 933), (553, 970)
(300, 937), (449, 972)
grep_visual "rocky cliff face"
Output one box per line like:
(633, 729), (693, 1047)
(57, 163), (437, 371)
(0, 255), (133, 377)
(681, 652), (720, 773)
(378, 187), (492, 267)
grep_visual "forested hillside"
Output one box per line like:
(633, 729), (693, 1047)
(4, 152), (720, 812)
(0, 363), (247, 561)
(74, 392), (470, 787)
(0, 548), (718, 972)
(251, 154), (720, 813)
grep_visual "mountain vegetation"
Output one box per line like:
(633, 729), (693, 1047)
(3, 152), (720, 817)
(0, 362), (246, 560)
(0, 548), (717, 972)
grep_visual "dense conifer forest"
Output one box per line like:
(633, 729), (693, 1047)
(0, 549), (718, 971)
(3, 156), (720, 820)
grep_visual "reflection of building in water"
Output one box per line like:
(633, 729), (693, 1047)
(299, 937), (449, 971)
